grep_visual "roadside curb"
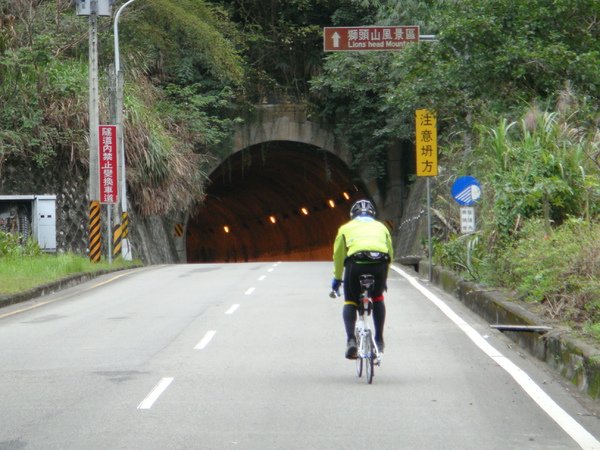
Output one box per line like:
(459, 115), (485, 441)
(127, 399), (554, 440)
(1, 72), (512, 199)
(0, 265), (143, 310)
(418, 262), (600, 400)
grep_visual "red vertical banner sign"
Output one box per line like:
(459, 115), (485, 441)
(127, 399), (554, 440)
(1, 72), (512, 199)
(98, 125), (118, 204)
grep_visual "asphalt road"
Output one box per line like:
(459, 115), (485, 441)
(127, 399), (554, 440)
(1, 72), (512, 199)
(1, 262), (600, 449)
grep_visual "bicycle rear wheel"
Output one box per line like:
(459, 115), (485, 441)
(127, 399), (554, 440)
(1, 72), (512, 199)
(355, 334), (363, 377)
(365, 332), (374, 384)
(356, 355), (363, 377)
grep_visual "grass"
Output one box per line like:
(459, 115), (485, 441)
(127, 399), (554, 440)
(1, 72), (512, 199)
(0, 253), (142, 295)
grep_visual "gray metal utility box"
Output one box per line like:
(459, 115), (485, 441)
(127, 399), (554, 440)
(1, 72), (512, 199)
(75, 0), (113, 16)
(0, 195), (57, 252)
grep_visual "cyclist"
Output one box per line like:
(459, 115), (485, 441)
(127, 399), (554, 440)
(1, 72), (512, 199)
(331, 199), (394, 359)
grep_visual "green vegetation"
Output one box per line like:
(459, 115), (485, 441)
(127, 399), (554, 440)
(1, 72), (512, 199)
(309, 0), (600, 338)
(0, 0), (246, 215)
(0, 232), (139, 295)
(431, 102), (600, 333)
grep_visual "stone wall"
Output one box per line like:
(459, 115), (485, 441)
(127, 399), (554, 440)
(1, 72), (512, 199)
(127, 209), (184, 264)
(0, 161), (180, 264)
(0, 161), (89, 254)
(394, 177), (428, 261)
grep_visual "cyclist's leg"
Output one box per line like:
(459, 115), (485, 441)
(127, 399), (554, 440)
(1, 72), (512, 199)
(343, 260), (362, 359)
(343, 258), (363, 302)
(343, 303), (357, 341)
(369, 261), (388, 349)
(343, 303), (358, 359)
(372, 301), (386, 348)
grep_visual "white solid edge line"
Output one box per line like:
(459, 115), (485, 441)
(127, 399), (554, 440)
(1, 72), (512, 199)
(137, 377), (174, 410)
(245, 287), (256, 295)
(391, 264), (600, 450)
(195, 330), (217, 350)
(225, 304), (240, 315)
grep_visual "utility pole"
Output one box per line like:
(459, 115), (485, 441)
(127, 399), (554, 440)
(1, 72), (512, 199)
(77, 0), (113, 262)
(88, 1), (101, 262)
(88, 3), (99, 201)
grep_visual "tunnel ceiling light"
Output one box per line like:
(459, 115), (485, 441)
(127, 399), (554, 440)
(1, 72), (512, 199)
(328, 199), (335, 208)
(301, 207), (309, 215)
(269, 215), (277, 224)
(343, 192), (350, 200)
(223, 226), (230, 233)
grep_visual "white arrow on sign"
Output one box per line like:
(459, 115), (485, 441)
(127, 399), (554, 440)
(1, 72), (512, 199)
(332, 32), (340, 48)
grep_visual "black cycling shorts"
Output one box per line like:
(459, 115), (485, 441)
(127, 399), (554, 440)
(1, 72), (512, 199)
(343, 258), (388, 304)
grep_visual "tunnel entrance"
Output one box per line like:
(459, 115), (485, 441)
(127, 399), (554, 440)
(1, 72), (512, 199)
(186, 141), (369, 262)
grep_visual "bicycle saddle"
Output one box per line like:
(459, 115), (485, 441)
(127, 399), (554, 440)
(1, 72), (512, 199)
(359, 274), (375, 290)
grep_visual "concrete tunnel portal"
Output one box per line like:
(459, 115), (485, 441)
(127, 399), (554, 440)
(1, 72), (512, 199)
(186, 141), (370, 262)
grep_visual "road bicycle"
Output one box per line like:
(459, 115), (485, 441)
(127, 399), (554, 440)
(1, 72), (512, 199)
(354, 274), (381, 384)
(330, 274), (382, 384)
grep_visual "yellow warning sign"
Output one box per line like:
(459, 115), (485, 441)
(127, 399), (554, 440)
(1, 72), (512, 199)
(415, 109), (438, 177)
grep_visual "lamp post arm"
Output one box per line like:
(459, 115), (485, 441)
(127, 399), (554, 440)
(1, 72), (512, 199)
(114, 0), (136, 74)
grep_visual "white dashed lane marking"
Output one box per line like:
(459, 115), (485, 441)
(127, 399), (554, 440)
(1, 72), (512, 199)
(137, 377), (173, 410)
(194, 330), (216, 350)
(225, 304), (240, 315)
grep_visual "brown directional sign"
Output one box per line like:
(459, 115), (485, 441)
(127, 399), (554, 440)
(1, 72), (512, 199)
(323, 26), (420, 52)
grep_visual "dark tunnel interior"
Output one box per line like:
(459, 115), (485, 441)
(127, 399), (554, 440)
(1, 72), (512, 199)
(186, 141), (370, 262)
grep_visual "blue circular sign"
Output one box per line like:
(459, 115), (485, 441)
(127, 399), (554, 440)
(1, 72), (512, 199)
(451, 176), (482, 206)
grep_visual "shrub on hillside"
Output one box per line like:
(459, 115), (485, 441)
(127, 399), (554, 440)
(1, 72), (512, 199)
(488, 219), (600, 326)
(0, 232), (42, 257)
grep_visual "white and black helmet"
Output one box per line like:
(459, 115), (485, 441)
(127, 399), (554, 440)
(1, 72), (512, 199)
(350, 199), (376, 219)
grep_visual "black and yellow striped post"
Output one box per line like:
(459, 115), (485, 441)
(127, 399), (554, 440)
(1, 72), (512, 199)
(89, 201), (101, 263)
(121, 211), (129, 239)
(174, 223), (184, 238)
(112, 222), (123, 259)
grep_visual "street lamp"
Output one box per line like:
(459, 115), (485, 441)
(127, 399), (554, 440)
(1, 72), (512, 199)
(114, 0), (135, 260)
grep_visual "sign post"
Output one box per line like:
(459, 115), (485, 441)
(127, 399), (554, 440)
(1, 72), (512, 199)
(452, 176), (482, 271)
(415, 109), (438, 281)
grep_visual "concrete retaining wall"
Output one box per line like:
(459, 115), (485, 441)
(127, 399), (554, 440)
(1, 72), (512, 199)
(420, 262), (600, 400)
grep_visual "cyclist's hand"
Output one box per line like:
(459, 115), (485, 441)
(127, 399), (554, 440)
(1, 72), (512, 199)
(331, 278), (342, 296)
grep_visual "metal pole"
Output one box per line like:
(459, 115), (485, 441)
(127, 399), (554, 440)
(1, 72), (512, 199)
(427, 178), (432, 281)
(114, 0), (135, 261)
(107, 206), (112, 264)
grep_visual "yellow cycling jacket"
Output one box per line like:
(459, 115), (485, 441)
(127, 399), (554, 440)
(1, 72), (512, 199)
(332, 217), (393, 280)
